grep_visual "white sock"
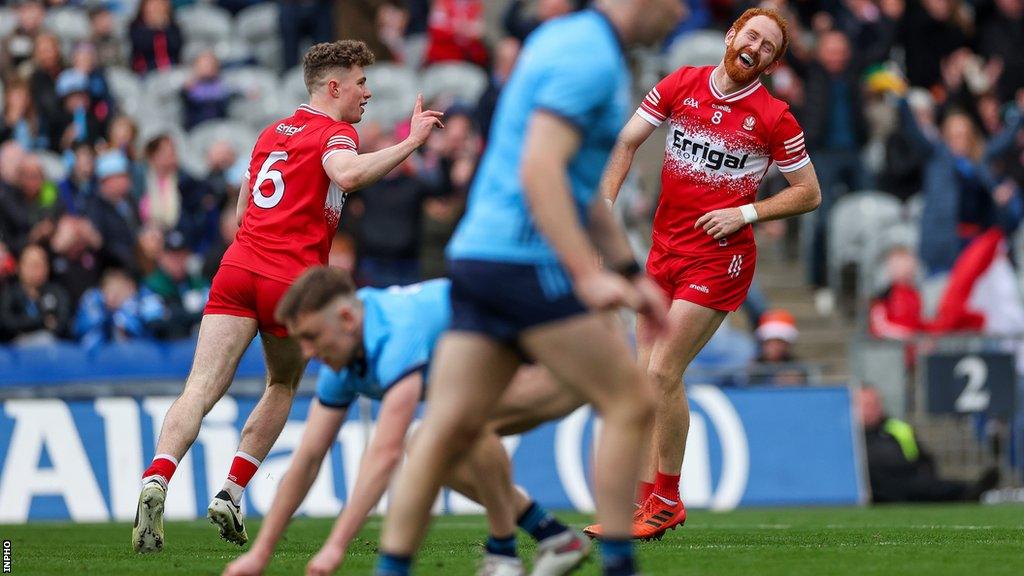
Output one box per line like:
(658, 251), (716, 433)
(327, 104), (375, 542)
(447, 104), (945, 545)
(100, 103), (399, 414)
(222, 480), (244, 506)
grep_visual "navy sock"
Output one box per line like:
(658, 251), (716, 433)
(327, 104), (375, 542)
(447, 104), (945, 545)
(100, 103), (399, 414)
(485, 534), (518, 558)
(516, 501), (569, 542)
(600, 538), (635, 576)
(375, 552), (412, 576)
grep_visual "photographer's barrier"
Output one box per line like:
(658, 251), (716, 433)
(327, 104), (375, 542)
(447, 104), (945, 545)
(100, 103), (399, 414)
(0, 385), (867, 523)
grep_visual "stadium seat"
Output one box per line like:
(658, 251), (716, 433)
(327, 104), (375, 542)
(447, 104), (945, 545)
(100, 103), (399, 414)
(828, 191), (905, 301)
(235, 3), (283, 71)
(186, 119), (257, 177)
(224, 66), (283, 130)
(141, 66), (190, 126)
(36, 150), (68, 182)
(105, 66), (145, 116)
(361, 63), (419, 128)
(422, 62), (488, 107)
(182, 38), (253, 67)
(43, 7), (91, 46)
(0, 8), (16, 39)
(176, 4), (234, 47)
(665, 30), (726, 70)
(281, 65), (310, 111)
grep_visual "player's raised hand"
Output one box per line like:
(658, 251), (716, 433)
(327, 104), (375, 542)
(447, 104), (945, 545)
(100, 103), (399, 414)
(695, 207), (746, 240)
(575, 270), (640, 312)
(305, 544), (346, 576)
(222, 550), (269, 576)
(408, 94), (444, 146)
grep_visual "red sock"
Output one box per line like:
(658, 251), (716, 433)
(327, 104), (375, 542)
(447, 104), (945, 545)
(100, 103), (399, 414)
(638, 481), (655, 504)
(225, 452), (261, 494)
(142, 454), (178, 486)
(654, 471), (681, 502)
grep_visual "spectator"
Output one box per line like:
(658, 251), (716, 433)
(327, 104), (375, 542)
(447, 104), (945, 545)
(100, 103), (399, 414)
(71, 43), (115, 126)
(0, 244), (71, 342)
(799, 26), (893, 300)
(0, 78), (49, 151)
(181, 51), (235, 130)
(58, 142), (98, 215)
(195, 140), (237, 251)
(74, 267), (163, 349)
(89, 4), (127, 69)
(977, 0), (1023, 103)
(475, 37), (519, 141)
(107, 115), (140, 160)
(279, 0), (334, 71)
(143, 230), (208, 339)
(858, 386), (999, 502)
(868, 244), (935, 339)
(336, 0), (404, 63)
(898, 0), (972, 91)
(138, 134), (207, 243)
(49, 215), (104, 308)
(908, 93), (1024, 274)
(0, 153), (62, 254)
(424, 0), (489, 69)
(748, 308), (809, 386)
(201, 204), (239, 282)
(129, 0), (183, 74)
(25, 33), (65, 142)
(86, 150), (141, 273)
(0, 142), (25, 198)
(0, 241), (16, 286)
(351, 127), (445, 288)
(53, 69), (108, 150)
(1, 0), (46, 74)
(879, 88), (933, 201)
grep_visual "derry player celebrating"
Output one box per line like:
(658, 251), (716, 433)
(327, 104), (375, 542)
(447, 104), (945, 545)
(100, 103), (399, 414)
(591, 8), (821, 540)
(131, 40), (443, 554)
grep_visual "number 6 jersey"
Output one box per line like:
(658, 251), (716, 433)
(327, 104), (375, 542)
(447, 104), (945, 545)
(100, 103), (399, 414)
(637, 66), (809, 256)
(221, 104), (360, 283)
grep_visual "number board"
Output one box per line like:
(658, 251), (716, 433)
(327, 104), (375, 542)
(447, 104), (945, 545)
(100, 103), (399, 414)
(923, 352), (1017, 418)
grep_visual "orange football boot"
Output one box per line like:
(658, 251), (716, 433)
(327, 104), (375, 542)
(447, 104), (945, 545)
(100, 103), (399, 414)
(582, 495), (686, 540)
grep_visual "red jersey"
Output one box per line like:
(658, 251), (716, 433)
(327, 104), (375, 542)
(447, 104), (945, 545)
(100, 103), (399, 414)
(220, 104), (359, 284)
(637, 66), (809, 256)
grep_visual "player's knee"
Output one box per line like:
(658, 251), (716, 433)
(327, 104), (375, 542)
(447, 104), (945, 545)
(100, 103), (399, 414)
(648, 366), (684, 395)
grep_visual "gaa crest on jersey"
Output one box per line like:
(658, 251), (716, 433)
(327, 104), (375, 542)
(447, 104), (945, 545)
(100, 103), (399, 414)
(683, 97), (699, 109)
(743, 116), (755, 131)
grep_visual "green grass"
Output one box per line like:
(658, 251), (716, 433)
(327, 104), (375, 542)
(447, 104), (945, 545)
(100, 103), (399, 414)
(2, 505), (1023, 575)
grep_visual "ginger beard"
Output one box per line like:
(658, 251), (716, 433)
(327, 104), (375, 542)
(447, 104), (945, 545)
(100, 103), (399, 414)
(723, 39), (769, 85)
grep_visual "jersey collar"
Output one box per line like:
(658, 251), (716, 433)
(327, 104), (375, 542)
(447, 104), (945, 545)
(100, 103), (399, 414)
(298, 104), (332, 119)
(708, 66), (762, 103)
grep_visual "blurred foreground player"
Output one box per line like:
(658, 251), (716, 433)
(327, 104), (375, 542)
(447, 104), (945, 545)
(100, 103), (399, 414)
(593, 7), (821, 539)
(223, 267), (589, 576)
(131, 40), (444, 553)
(375, 2), (684, 575)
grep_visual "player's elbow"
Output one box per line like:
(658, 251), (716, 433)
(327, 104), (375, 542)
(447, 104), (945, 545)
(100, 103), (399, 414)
(805, 182), (822, 212)
(333, 170), (361, 193)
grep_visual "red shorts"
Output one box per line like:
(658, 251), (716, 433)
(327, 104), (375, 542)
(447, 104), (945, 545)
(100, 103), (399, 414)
(646, 243), (755, 312)
(205, 264), (292, 337)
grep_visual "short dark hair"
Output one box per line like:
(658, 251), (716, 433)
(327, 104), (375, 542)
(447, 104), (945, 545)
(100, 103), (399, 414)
(275, 266), (357, 325)
(302, 40), (376, 94)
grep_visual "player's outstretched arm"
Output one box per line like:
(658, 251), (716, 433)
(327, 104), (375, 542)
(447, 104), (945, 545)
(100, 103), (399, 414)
(222, 400), (348, 576)
(600, 114), (658, 205)
(306, 375), (423, 576)
(324, 94), (443, 193)
(695, 162), (821, 241)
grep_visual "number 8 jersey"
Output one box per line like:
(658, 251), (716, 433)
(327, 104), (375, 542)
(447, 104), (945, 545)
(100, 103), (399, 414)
(221, 104), (360, 283)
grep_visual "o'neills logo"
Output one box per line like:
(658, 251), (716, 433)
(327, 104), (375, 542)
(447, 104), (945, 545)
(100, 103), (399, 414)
(671, 129), (748, 170)
(276, 123), (305, 136)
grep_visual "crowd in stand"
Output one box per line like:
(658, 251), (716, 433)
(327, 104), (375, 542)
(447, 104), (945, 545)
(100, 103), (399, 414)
(1, 0), (1023, 383)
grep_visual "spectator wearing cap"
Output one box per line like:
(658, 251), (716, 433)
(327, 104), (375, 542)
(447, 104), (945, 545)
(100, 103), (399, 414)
(73, 268), (165, 350)
(129, 0), (183, 74)
(143, 229), (209, 339)
(0, 244), (71, 343)
(0, 153), (62, 254)
(53, 68), (108, 150)
(0, 0), (46, 74)
(86, 150), (142, 273)
(748, 309), (809, 386)
(71, 43), (115, 126)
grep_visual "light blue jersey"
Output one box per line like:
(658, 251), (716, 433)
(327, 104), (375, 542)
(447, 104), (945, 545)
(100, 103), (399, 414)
(316, 279), (451, 409)
(447, 10), (632, 265)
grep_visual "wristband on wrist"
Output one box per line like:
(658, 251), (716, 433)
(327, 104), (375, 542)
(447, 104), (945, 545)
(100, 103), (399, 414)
(739, 203), (759, 224)
(613, 260), (643, 279)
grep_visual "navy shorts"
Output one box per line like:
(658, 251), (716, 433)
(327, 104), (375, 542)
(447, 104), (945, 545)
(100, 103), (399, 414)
(448, 258), (588, 343)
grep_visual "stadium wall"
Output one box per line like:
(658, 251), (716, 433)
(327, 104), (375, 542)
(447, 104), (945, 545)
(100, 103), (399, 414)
(0, 385), (868, 523)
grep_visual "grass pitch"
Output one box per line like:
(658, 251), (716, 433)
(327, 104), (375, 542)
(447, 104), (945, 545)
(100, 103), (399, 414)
(2, 504), (1022, 575)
